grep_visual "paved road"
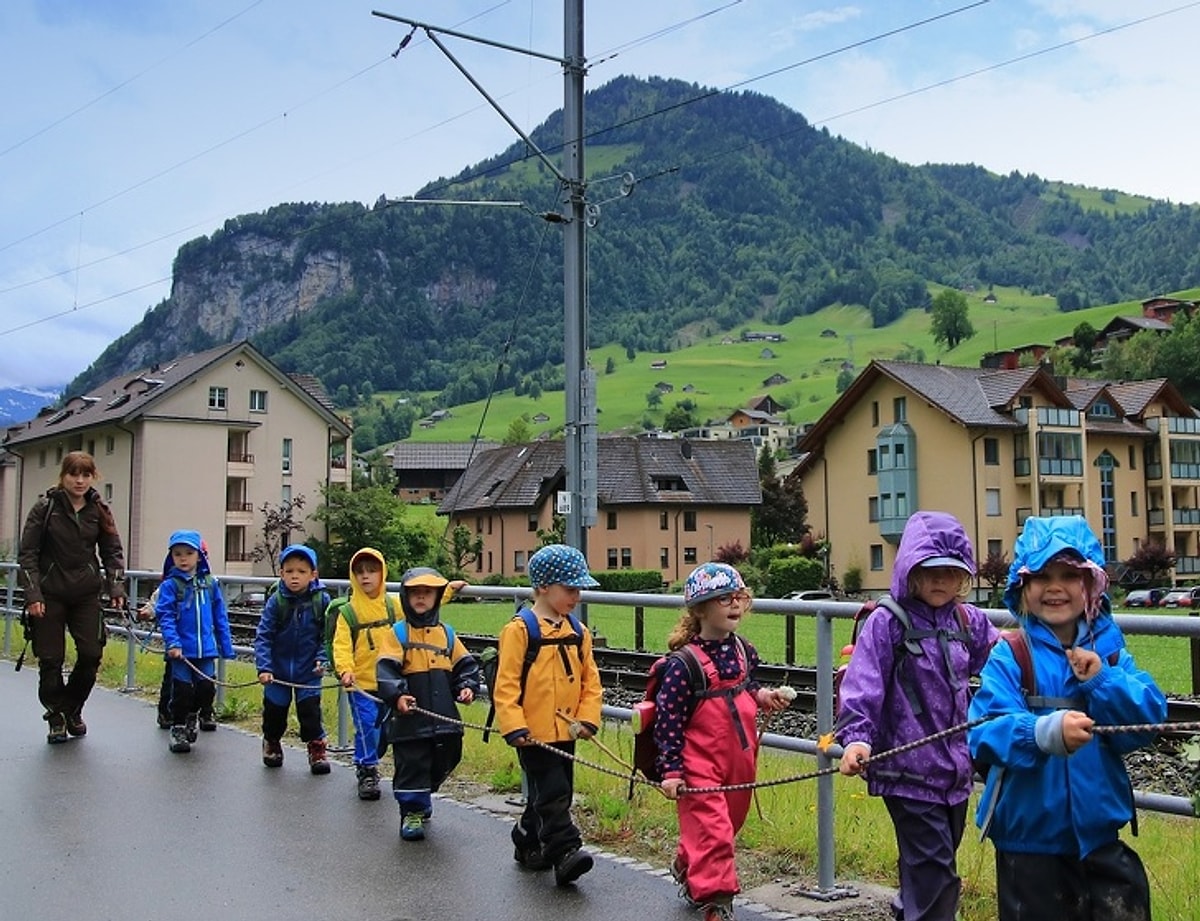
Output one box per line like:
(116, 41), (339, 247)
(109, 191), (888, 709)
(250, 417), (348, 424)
(0, 665), (823, 921)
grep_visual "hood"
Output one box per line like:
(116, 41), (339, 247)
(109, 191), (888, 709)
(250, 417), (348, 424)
(162, 529), (210, 579)
(279, 543), (318, 570)
(1004, 515), (1109, 621)
(890, 511), (976, 601)
(400, 566), (449, 627)
(348, 547), (388, 598)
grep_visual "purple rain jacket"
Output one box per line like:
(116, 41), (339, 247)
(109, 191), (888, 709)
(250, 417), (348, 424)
(835, 511), (999, 804)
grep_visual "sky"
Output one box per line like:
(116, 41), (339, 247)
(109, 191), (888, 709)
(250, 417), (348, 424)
(3, 0), (1200, 392)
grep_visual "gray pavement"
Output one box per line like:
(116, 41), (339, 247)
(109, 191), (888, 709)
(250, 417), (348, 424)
(0, 665), (840, 921)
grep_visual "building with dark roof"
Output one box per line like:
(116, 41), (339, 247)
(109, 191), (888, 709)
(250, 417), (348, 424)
(795, 359), (1200, 593)
(390, 441), (498, 503)
(439, 436), (761, 583)
(1, 341), (352, 574)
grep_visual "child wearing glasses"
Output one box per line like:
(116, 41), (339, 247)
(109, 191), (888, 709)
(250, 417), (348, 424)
(836, 510), (998, 921)
(654, 562), (791, 921)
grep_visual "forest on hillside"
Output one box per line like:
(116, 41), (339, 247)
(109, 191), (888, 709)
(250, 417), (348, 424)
(70, 76), (1200, 410)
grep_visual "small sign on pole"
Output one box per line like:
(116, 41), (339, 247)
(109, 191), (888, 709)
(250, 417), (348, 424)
(556, 491), (572, 515)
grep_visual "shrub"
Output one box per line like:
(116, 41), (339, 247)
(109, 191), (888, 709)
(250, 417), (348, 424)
(764, 556), (824, 597)
(594, 569), (664, 592)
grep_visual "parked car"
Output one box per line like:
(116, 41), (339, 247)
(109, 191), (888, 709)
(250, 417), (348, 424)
(784, 589), (836, 602)
(230, 590), (267, 611)
(1125, 587), (1171, 608)
(1159, 588), (1200, 608)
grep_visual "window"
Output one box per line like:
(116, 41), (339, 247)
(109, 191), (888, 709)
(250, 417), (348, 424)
(104, 484), (113, 502)
(208, 386), (228, 410)
(38, 449), (46, 468)
(1131, 491), (1139, 517)
(878, 444), (890, 470)
(881, 493), (892, 518)
(896, 492), (908, 518)
(621, 548), (632, 568)
(476, 553), (484, 573)
(527, 513), (538, 532)
(281, 438), (292, 474)
(868, 496), (879, 522)
(86, 439), (95, 456)
(514, 550), (527, 573)
(105, 435), (115, 455)
(475, 516), (483, 534)
(487, 516), (493, 535)
(987, 539), (1002, 559)
(683, 511), (697, 532)
(250, 390), (268, 412)
(607, 548), (618, 569)
(893, 396), (907, 423)
(282, 485), (292, 504)
(870, 544), (884, 571)
(984, 438), (999, 466)
(867, 449), (877, 475)
(894, 443), (906, 468)
(871, 401), (879, 427)
(1128, 445), (1137, 470)
(660, 547), (669, 569)
(55, 446), (63, 464)
(606, 511), (618, 530)
(683, 547), (698, 565)
(659, 512), (669, 531)
(986, 488), (1001, 517)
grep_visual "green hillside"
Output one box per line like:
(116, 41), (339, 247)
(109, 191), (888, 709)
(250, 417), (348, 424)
(394, 286), (1198, 444)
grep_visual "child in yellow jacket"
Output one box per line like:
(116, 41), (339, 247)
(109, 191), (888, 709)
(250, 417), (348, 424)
(493, 544), (602, 888)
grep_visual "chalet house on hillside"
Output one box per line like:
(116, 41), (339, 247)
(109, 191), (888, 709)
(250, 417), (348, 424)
(439, 437), (760, 584)
(0, 341), (351, 574)
(746, 394), (786, 415)
(761, 374), (790, 388)
(741, 331), (785, 343)
(390, 441), (499, 504)
(795, 359), (1200, 595)
(1141, 296), (1197, 322)
(979, 343), (1051, 371)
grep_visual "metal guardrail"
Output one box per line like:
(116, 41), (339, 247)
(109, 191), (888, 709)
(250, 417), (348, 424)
(2, 562), (1197, 896)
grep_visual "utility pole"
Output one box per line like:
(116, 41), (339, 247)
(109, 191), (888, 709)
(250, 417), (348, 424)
(373, 3), (597, 561)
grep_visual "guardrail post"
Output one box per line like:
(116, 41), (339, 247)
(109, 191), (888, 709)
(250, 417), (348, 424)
(215, 658), (227, 711)
(785, 612), (796, 665)
(634, 606), (645, 651)
(815, 609), (837, 891)
(123, 575), (140, 692)
(1191, 609), (1200, 695)
(3, 567), (15, 657)
(337, 686), (351, 750)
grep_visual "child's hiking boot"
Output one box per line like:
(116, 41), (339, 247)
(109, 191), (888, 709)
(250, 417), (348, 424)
(64, 708), (87, 737)
(513, 846), (550, 871)
(702, 897), (736, 921)
(262, 738), (284, 768)
(400, 812), (426, 841)
(553, 847), (594, 886)
(184, 713), (199, 743)
(169, 726), (192, 753)
(307, 738), (331, 775)
(356, 765), (381, 800)
(44, 711), (68, 745)
(670, 857), (700, 907)
(198, 710), (218, 732)
(156, 712), (171, 730)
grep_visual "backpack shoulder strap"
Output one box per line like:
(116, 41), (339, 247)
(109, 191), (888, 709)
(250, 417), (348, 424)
(516, 607), (541, 706)
(1002, 630), (1084, 710)
(670, 644), (709, 696)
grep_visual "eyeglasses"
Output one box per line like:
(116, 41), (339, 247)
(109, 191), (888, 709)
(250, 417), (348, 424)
(714, 591), (752, 608)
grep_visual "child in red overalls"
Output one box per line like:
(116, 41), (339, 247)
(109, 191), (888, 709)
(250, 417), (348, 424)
(655, 562), (791, 921)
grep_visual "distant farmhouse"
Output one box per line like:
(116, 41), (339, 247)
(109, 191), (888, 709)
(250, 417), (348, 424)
(741, 330), (786, 343)
(440, 436), (760, 584)
(390, 441), (498, 504)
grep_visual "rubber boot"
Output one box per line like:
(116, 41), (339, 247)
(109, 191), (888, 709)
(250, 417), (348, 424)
(307, 738), (331, 775)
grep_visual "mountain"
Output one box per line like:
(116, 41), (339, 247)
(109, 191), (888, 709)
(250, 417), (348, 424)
(0, 386), (60, 427)
(65, 75), (1200, 407)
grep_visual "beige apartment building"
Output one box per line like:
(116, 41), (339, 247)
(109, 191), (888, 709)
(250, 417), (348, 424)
(440, 436), (761, 585)
(1, 341), (352, 574)
(796, 360), (1200, 595)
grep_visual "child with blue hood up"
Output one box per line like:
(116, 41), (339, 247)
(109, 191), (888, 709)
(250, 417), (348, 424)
(155, 529), (234, 754)
(969, 515), (1164, 921)
(836, 510), (998, 921)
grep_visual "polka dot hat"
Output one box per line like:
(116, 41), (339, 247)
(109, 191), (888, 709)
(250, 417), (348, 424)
(527, 544), (599, 589)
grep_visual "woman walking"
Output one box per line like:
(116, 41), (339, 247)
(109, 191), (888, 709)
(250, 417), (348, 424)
(18, 451), (126, 743)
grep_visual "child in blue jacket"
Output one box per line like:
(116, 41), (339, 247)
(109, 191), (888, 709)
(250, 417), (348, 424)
(254, 544), (332, 775)
(156, 530), (234, 754)
(969, 515), (1165, 921)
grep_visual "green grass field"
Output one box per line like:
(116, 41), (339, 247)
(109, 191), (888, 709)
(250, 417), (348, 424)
(376, 285), (1200, 445)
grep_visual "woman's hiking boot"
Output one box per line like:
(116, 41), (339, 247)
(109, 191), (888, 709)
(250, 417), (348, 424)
(198, 709), (218, 732)
(307, 738), (331, 775)
(65, 708), (87, 737)
(44, 711), (68, 745)
(169, 726), (192, 753)
(262, 738), (284, 768)
(356, 765), (381, 800)
(553, 847), (594, 886)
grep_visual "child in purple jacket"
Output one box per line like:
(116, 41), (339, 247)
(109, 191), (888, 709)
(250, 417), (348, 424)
(835, 511), (999, 921)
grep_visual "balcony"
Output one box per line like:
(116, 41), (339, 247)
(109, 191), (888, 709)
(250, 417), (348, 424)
(1170, 463), (1200, 481)
(227, 452), (255, 478)
(1176, 556), (1200, 575)
(1038, 457), (1083, 478)
(225, 501), (254, 526)
(1176, 508), (1200, 526)
(1017, 506), (1084, 527)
